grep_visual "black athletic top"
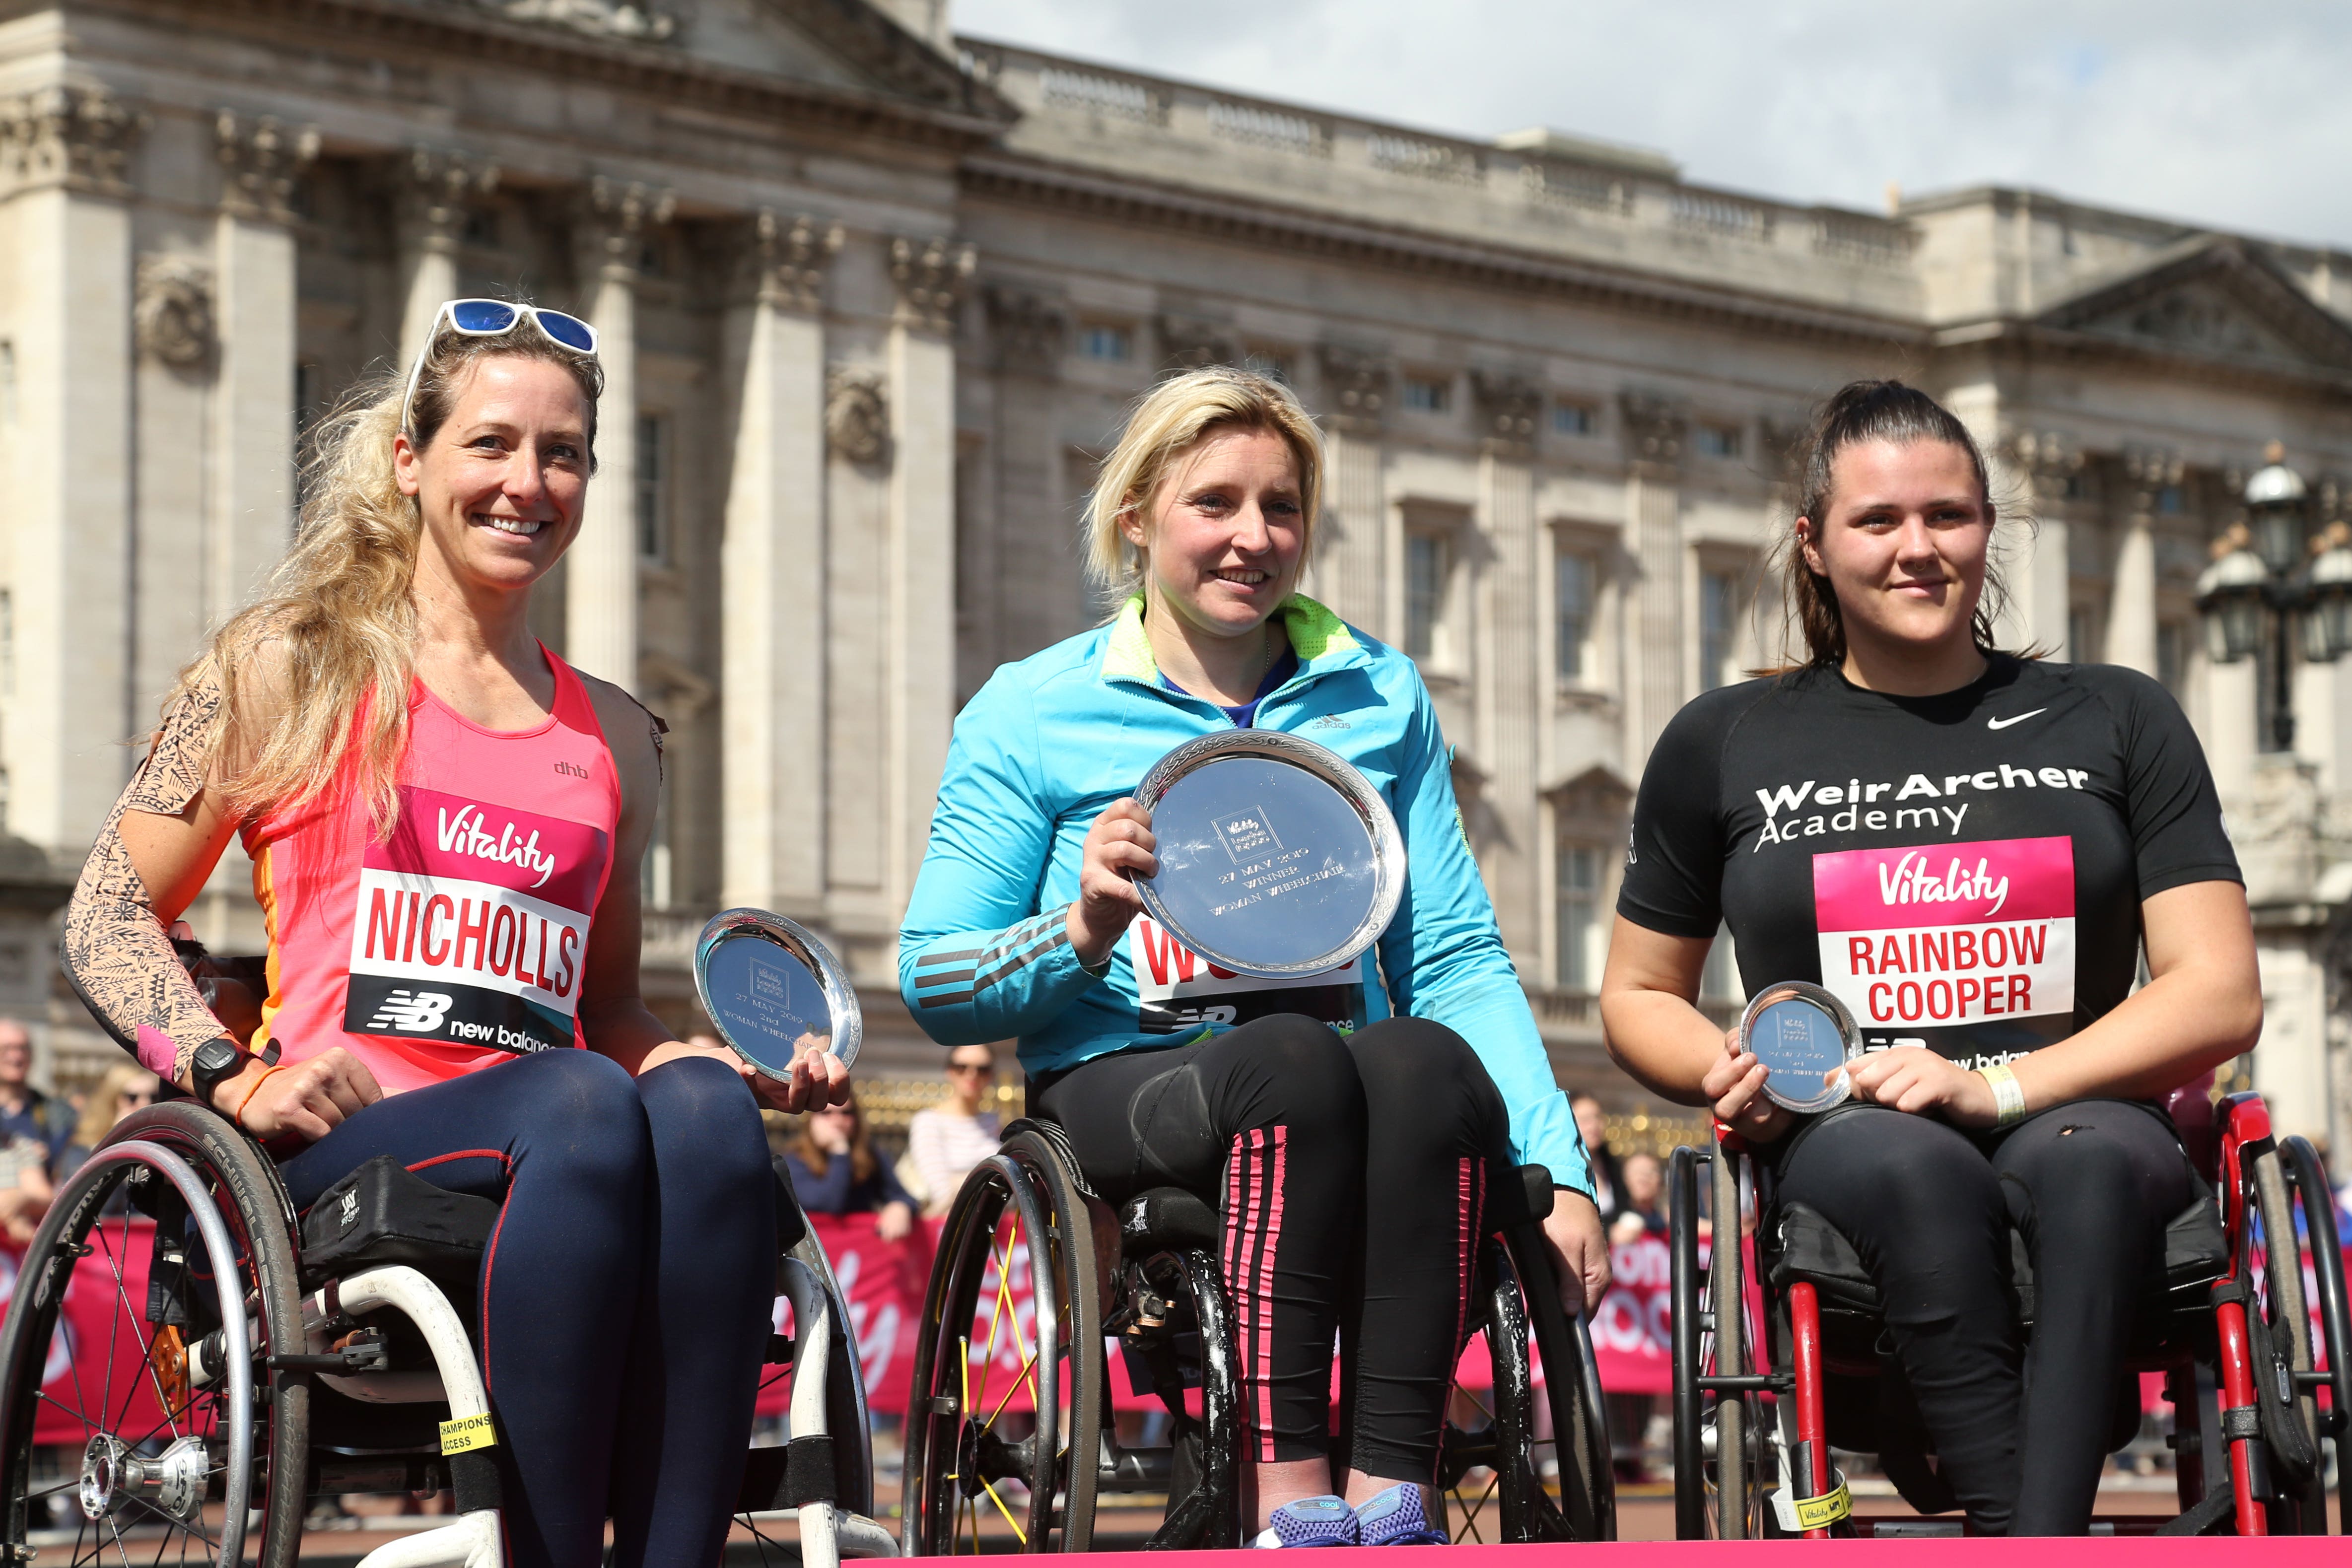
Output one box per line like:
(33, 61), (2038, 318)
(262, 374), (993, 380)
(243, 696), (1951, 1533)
(1618, 655), (2240, 1068)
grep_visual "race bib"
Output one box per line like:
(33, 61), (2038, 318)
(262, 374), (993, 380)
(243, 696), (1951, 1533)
(1127, 914), (1360, 1035)
(342, 786), (609, 1054)
(1811, 836), (2075, 1046)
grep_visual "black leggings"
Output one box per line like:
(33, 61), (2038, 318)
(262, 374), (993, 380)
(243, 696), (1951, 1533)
(1773, 1099), (2196, 1536)
(1033, 1014), (1516, 1482)
(279, 1048), (776, 1568)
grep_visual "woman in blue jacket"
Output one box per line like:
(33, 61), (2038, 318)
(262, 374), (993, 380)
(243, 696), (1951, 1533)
(899, 367), (1607, 1547)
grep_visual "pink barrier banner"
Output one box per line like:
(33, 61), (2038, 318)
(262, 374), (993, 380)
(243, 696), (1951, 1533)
(0, 1219), (167, 1447)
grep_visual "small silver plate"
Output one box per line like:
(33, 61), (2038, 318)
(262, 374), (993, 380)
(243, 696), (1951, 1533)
(1133, 731), (1405, 981)
(693, 908), (862, 1079)
(1739, 981), (1859, 1115)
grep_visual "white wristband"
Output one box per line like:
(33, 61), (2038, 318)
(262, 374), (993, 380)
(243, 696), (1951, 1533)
(1975, 1063), (2026, 1127)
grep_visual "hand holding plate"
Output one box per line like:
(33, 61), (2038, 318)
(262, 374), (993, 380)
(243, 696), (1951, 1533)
(1067, 798), (1156, 968)
(693, 909), (862, 1103)
(1737, 983), (1860, 1115)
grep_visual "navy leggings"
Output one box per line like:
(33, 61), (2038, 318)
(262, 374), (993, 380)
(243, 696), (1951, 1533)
(1034, 1014), (1517, 1481)
(279, 1048), (775, 1568)
(1774, 1099), (2195, 1536)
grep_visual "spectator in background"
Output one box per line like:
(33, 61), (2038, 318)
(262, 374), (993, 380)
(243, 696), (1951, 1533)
(786, 1086), (918, 1241)
(0, 1021), (71, 1165)
(1573, 1094), (1621, 1219)
(54, 1062), (160, 1185)
(1607, 1153), (1669, 1245)
(905, 1044), (1002, 1217)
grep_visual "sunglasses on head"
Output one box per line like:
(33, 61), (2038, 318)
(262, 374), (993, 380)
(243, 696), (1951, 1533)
(399, 299), (599, 436)
(948, 1061), (992, 1075)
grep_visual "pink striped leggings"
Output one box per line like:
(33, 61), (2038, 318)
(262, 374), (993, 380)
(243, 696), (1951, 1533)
(1031, 1015), (1515, 1482)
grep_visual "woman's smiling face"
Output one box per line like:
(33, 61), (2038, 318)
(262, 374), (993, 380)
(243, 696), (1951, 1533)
(1123, 425), (1307, 639)
(396, 354), (591, 597)
(1800, 438), (1993, 662)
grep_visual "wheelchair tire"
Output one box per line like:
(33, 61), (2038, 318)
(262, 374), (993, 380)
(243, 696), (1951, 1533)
(2282, 1136), (2349, 1535)
(900, 1130), (1103, 1554)
(1503, 1221), (1616, 1541)
(2251, 1141), (2327, 1532)
(0, 1101), (308, 1568)
(1670, 1143), (1758, 1540)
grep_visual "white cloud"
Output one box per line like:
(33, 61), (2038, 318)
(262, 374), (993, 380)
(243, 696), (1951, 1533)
(956, 0), (2352, 250)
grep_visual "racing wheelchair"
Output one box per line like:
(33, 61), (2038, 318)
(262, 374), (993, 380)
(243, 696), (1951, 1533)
(899, 1119), (1617, 1552)
(1668, 1081), (2350, 1538)
(0, 933), (893, 1568)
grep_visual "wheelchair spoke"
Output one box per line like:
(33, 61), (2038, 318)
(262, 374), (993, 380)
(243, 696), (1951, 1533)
(978, 1474), (1029, 1545)
(1457, 1470), (1499, 1542)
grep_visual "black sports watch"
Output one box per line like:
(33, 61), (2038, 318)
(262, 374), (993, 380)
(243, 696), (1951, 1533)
(189, 1037), (253, 1109)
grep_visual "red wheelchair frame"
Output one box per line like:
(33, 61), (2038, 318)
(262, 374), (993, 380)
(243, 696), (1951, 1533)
(1669, 1085), (2350, 1538)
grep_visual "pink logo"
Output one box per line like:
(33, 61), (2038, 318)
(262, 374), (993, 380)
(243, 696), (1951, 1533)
(367, 785), (609, 913)
(1813, 836), (2074, 932)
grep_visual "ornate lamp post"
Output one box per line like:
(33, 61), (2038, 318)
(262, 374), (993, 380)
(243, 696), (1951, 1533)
(2197, 443), (2352, 752)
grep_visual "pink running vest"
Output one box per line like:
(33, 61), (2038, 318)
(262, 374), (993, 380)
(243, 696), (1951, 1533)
(243, 649), (621, 1094)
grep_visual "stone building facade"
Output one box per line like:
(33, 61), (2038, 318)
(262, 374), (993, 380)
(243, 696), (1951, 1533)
(2, 0), (2350, 1153)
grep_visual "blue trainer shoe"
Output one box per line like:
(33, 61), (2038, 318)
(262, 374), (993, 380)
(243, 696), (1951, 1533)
(1354, 1483), (1447, 1546)
(1250, 1495), (1361, 1548)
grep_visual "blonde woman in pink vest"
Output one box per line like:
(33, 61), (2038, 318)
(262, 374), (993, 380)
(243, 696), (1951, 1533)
(63, 299), (844, 1568)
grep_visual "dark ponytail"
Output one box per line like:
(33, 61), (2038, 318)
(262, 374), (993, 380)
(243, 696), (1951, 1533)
(1774, 379), (2020, 671)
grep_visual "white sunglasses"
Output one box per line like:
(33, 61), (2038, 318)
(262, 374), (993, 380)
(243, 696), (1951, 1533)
(398, 299), (599, 436)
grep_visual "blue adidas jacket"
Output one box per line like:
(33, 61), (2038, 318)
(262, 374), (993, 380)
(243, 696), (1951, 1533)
(896, 595), (1591, 1197)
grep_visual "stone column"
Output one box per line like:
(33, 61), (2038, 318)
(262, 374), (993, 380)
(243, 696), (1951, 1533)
(395, 149), (497, 365)
(2110, 447), (2178, 676)
(2006, 430), (2082, 658)
(983, 286), (1072, 659)
(719, 212), (839, 916)
(885, 236), (972, 916)
(1471, 371), (1542, 957)
(1316, 345), (1391, 635)
(1619, 393), (1688, 767)
(566, 178), (672, 694)
(0, 86), (142, 851)
(211, 113), (316, 622)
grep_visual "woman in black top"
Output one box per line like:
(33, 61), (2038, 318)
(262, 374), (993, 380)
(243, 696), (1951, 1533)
(1599, 381), (2260, 1535)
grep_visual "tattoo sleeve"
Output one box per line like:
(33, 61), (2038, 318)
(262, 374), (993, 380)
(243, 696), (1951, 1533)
(59, 688), (233, 1085)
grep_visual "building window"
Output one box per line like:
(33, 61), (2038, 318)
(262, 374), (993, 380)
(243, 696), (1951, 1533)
(1700, 568), (1744, 690)
(2068, 605), (2098, 665)
(1402, 375), (1451, 413)
(1079, 324), (1132, 361)
(1405, 531), (1451, 663)
(635, 414), (669, 562)
(1555, 839), (1604, 991)
(1552, 400), (1595, 436)
(1695, 423), (1742, 459)
(1702, 923), (1741, 1002)
(1556, 549), (1594, 681)
(1243, 350), (1292, 384)
(2157, 620), (2188, 694)
(2156, 484), (2185, 515)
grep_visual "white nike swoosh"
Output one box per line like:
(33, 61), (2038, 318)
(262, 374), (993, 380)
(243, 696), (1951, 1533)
(1986, 708), (2047, 731)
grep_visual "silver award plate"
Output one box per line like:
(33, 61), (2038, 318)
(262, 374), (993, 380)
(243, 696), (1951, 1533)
(692, 908), (863, 1080)
(1133, 731), (1405, 981)
(1740, 981), (1860, 1115)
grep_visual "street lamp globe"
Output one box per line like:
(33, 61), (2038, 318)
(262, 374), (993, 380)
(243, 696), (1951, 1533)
(2303, 531), (2352, 663)
(2246, 442), (2311, 574)
(2195, 539), (2268, 664)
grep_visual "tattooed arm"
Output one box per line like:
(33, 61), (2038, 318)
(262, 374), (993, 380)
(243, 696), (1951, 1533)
(62, 663), (383, 1142)
(60, 684), (242, 1086)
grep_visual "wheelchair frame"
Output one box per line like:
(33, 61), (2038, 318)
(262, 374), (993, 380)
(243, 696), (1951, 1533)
(898, 1120), (1616, 1553)
(0, 1098), (896, 1568)
(1668, 1091), (2351, 1539)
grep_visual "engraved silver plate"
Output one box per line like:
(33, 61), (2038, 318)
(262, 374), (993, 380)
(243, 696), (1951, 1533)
(1739, 981), (1860, 1115)
(1133, 731), (1406, 981)
(693, 908), (863, 1079)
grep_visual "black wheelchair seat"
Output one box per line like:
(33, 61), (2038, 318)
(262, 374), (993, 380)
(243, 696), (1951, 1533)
(1119, 1187), (1220, 1254)
(298, 1155), (499, 1288)
(1767, 1191), (2230, 1329)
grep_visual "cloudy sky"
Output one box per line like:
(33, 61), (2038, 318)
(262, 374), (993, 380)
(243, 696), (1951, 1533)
(956, 0), (2352, 252)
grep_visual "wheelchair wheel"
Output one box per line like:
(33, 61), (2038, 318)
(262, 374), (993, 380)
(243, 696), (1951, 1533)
(1440, 1226), (1615, 1543)
(2264, 1136), (2349, 1535)
(0, 1102), (308, 1568)
(1670, 1143), (1761, 1540)
(901, 1129), (1103, 1554)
